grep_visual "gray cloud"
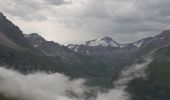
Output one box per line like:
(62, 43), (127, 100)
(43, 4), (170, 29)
(0, 0), (71, 21)
(0, 0), (46, 21)
(54, 0), (170, 37)
(0, 66), (87, 100)
(46, 0), (72, 5)
(0, 0), (170, 44)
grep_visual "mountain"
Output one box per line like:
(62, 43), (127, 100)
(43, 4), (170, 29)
(0, 13), (36, 51)
(127, 45), (170, 100)
(0, 12), (71, 73)
(68, 36), (152, 53)
(132, 37), (152, 48)
(119, 31), (170, 100)
(85, 36), (120, 47)
(24, 33), (74, 60)
(67, 36), (153, 73)
(0, 13), (119, 87)
(1, 12), (170, 100)
(133, 30), (170, 59)
(67, 30), (170, 91)
(24, 28), (170, 89)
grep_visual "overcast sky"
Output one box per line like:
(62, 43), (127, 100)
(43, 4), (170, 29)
(0, 0), (170, 45)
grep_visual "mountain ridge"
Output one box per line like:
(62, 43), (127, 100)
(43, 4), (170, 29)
(67, 36), (153, 53)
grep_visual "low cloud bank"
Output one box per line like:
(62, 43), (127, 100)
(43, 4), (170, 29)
(0, 67), (87, 100)
(96, 58), (152, 100)
(0, 58), (152, 100)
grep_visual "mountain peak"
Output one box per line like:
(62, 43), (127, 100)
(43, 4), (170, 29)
(24, 33), (42, 38)
(99, 36), (114, 41)
(85, 36), (119, 47)
(24, 33), (46, 48)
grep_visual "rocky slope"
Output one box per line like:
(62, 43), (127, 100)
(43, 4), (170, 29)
(24, 33), (75, 60)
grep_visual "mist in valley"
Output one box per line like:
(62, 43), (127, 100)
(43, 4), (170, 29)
(0, 58), (152, 100)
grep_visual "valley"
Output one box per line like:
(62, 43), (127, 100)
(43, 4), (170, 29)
(0, 12), (170, 100)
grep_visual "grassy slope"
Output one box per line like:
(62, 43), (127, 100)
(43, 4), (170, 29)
(127, 46), (170, 100)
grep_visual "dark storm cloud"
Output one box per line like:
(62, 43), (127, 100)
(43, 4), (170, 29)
(115, 0), (170, 36)
(71, 0), (170, 38)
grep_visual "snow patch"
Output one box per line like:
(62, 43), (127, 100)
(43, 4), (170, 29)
(133, 41), (144, 48)
(85, 37), (119, 47)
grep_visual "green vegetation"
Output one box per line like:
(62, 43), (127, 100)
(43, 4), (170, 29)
(127, 46), (170, 100)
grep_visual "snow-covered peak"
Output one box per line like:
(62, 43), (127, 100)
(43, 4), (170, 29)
(85, 36), (119, 47)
